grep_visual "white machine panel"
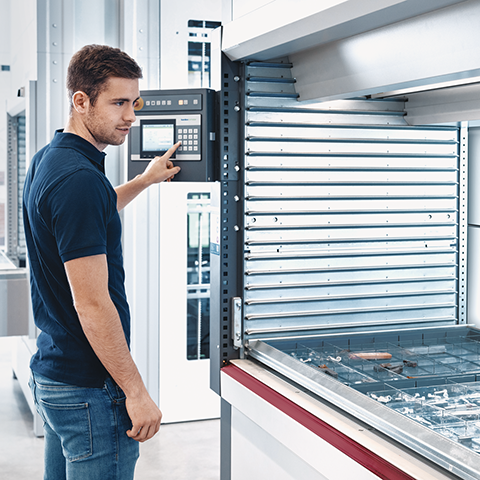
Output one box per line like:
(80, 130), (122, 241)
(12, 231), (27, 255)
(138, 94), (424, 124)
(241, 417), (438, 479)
(125, 182), (220, 423)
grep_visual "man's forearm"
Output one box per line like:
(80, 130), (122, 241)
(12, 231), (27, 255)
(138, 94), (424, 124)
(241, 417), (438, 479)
(75, 295), (162, 441)
(115, 174), (149, 212)
(115, 142), (181, 211)
(76, 298), (145, 398)
(64, 254), (148, 397)
(65, 252), (162, 442)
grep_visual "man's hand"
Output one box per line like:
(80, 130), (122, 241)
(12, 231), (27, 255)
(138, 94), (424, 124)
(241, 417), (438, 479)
(126, 391), (163, 442)
(115, 141), (182, 211)
(142, 142), (182, 184)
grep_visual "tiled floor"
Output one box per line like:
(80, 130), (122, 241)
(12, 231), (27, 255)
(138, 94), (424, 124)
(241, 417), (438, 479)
(0, 337), (220, 479)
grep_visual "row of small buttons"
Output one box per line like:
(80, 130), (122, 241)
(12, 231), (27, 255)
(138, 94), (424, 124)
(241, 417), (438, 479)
(178, 135), (198, 140)
(146, 100), (172, 106)
(178, 128), (198, 134)
(178, 99), (199, 105)
(145, 99), (199, 106)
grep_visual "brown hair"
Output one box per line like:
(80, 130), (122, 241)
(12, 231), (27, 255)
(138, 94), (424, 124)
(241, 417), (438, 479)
(66, 44), (143, 108)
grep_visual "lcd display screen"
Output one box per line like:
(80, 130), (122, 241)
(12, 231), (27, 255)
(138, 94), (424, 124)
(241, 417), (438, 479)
(140, 119), (176, 158)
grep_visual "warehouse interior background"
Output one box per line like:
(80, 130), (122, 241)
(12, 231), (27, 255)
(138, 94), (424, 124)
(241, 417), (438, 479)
(5, 1), (480, 479)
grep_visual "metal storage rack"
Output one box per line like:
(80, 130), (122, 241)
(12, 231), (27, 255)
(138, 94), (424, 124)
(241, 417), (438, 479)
(211, 56), (478, 479)
(258, 328), (480, 454)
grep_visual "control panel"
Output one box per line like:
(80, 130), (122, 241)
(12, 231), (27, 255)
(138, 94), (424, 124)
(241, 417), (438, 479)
(127, 88), (217, 182)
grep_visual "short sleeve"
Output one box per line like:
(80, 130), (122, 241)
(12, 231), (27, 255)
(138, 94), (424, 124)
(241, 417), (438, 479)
(40, 170), (116, 263)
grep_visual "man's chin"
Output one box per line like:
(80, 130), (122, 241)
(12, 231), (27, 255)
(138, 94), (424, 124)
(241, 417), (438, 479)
(108, 137), (126, 146)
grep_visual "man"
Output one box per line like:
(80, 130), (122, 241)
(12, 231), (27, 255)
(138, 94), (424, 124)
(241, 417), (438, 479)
(24, 44), (180, 479)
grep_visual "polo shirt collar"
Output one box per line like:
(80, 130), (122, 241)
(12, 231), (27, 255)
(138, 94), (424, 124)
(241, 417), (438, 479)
(51, 129), (107, 173)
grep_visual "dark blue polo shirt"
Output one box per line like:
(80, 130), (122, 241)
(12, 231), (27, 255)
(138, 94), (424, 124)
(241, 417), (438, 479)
(23, 130), (130, 387)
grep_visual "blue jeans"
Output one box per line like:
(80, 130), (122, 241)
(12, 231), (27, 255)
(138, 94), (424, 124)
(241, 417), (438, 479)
(29, 370), (140, 480)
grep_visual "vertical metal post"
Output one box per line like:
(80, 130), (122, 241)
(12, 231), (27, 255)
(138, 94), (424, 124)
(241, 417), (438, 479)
(459, 122), (468, 324)
(210, 54), (244, 394)
(220, 398), (232, 480)
(6, 114), (19, 264)
(198, 208), (205, 360)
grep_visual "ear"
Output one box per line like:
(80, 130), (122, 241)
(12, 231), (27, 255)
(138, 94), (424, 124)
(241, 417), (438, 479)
(71, 91), (90, 114)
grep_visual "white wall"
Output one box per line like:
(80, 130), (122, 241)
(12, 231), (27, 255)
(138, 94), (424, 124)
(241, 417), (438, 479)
(160, 0), (222, 90)
(7, 0), (36, 114)
(0, 0), (11, 245)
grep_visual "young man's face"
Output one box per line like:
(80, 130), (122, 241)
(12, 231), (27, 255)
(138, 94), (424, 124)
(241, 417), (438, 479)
(84, 77), (140, 151)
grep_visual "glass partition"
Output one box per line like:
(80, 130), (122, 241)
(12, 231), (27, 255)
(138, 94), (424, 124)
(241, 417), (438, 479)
(186, 192), (211, 360)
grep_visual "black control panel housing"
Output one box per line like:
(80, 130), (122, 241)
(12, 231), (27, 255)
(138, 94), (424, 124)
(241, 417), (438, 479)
(128, 88), (217, 182)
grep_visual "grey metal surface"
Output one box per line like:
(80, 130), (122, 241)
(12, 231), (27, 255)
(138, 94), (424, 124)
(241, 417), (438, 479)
(241, 61), (460, 343)
(404, 82), (480, 125)
(0, 251), (15, 270)
(6, 112), (26, 267)
(216, 56), (471, 478)
(247, 335), (480, 480)
(220, 399), (231, 480)
(222, 0), (467, 63)
(288, 0), (480, 103)
(459, 123), (469, 324)
(0, 252), (28, 337)
(210, 55), (245, 394)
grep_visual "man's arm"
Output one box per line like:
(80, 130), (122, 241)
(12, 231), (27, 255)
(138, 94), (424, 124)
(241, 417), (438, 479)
(115, 142), (181, 211)
(64, 253), (161, 442)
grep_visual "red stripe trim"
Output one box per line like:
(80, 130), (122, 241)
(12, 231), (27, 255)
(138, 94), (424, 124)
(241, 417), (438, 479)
(223, 364), (416, 480)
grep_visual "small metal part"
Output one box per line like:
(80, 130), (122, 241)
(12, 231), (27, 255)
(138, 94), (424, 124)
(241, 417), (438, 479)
(377, 395), (392, 403)
(232, 297), (242, 349)
(318, 365), (338, 379)
(349, 352), (392, 360)
(374, 363), (403, 374)
(327, 355), (341, 362)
